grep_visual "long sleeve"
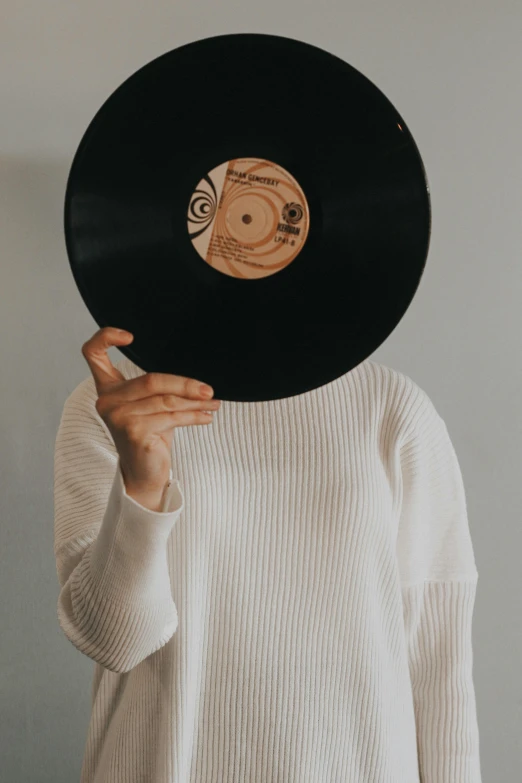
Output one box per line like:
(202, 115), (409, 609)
(396, 393), (482, 783)
(53, 376), (185, 674)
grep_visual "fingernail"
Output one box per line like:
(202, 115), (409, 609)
(200, 384), (213, 397)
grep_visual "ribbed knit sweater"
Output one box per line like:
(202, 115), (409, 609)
(53, 356), (481, 783)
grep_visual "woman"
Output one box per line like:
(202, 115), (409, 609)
(53, 325), (481, 783)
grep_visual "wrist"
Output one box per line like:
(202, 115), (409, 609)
(123, 484), (167, 513)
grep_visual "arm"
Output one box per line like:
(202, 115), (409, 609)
(53, 376), (184, 673)
(397, 394), (482, 783)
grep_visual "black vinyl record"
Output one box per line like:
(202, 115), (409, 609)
(64, 32), (431, 402)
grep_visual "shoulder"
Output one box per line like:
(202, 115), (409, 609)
(354, 358), (443, 440)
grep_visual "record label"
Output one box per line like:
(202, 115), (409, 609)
(187, 157), (310, 278)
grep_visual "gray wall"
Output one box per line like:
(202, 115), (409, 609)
(1, 1), (520, 780)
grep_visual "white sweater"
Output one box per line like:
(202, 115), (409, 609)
(53, 357), (481, 783)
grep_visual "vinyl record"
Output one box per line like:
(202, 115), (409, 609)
(64, 32), (431, 402)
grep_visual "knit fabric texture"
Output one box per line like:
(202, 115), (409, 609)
(53, 357), (481, 783)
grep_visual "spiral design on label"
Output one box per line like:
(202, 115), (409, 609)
(188, 191), (216, 224)
(187, 174), (219, 239)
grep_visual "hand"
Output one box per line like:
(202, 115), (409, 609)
(81, 326), (221, 508)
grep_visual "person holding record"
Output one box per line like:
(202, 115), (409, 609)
(54, 33), (482, 783)
(53, 325), (481, 783)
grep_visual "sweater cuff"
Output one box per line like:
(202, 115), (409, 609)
(88, 458), (184, 605)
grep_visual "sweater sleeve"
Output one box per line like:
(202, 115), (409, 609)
(396, 393), (482, 783)
(53, 376), (185, 674)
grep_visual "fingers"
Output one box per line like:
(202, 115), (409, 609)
(104, 369), (214, 404)
(155, 409), (215, 432)
(117, 409), (216, 439)
(98, 393), (221, 421)
(81, 326), (133, 394)
(82, 326), (215, 404)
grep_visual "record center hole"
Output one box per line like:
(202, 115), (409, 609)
(242, 214), (253, 224)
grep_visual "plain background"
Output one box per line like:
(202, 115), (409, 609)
(1, 1), (520, 781)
